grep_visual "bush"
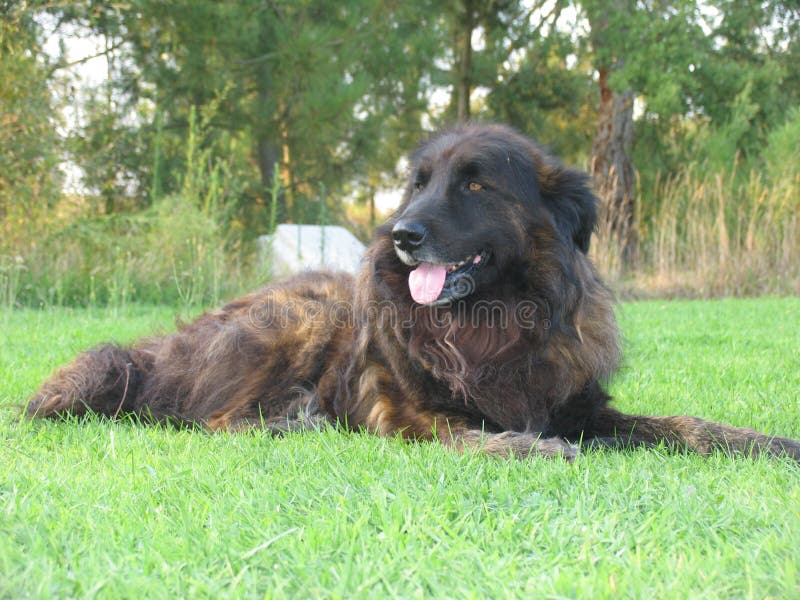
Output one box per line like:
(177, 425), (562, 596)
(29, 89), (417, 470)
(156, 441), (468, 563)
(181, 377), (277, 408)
(2, 106), (264, 309)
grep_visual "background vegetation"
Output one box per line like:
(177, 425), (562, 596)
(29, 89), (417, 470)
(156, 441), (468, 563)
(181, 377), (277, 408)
(2, 1), (799, 306)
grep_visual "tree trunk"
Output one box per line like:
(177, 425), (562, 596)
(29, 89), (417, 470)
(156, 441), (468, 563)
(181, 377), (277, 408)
(254, 57), (286, 224)
(369, 186), (376, 229)
(591, 66), (637, 268)
(454, 1), (475, 123)
(278, 109), (295, 221)
(256, 137), (279, 193)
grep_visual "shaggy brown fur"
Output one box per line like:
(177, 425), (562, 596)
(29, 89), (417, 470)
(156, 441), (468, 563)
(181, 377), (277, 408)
(26, 124), (800, 462)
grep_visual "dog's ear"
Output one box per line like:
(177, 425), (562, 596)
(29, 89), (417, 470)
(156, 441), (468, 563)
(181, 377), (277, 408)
(540, 167), (598, 254)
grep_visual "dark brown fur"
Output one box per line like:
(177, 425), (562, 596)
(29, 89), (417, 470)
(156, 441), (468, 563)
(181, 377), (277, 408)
(26, 125), (800, 462)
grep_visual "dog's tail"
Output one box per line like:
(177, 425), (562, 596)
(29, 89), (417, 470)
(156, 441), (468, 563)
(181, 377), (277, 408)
(26, 344), (153, 420)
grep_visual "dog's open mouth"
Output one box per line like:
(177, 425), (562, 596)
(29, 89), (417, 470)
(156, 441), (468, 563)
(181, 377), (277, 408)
(408, 250), (490, 305)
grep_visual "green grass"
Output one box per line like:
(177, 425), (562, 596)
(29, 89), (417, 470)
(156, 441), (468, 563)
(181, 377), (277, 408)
(1, 299), (799, 598)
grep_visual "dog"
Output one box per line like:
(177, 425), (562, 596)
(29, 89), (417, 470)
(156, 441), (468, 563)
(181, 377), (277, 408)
(26, 124), (800, 461)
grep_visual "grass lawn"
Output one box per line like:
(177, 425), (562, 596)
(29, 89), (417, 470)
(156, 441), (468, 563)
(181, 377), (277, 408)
(1, 298), (799, 598)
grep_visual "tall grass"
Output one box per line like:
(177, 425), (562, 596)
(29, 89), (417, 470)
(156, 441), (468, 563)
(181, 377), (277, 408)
(5, 162), (796, 306)
(593, 165), (800, 298)
(4, 201), (250, 310)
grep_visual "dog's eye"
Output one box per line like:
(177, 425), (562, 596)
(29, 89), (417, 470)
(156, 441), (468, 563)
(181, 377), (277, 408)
(468, 182), (483, 192)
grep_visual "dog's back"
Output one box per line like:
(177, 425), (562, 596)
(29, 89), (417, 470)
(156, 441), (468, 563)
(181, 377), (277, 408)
(26, 271), (355, 430)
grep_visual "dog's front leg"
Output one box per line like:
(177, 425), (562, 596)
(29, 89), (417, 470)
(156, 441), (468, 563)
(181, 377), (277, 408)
(352, 364), (577, 460)
(367, 403), (577, 460)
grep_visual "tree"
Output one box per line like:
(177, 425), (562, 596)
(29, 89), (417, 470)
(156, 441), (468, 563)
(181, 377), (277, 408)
(691, 1), (800, 166)
(486, 1), (594, 163)
(581, 1), (638, 266)
(46, 0), (447, 229)
(452, 0), (480, 122)
(0, 5), (62, 246)
(579, 1), (715, 268)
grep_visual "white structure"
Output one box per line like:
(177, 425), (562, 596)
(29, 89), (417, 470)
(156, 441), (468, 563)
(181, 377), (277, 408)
(258, 224), (366, 277)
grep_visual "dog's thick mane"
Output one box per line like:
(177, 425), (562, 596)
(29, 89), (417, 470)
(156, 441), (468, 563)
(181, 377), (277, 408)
(352, 214), (621, 433)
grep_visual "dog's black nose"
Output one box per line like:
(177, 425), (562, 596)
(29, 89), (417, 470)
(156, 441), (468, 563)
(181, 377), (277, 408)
(392, 221), (428, 252)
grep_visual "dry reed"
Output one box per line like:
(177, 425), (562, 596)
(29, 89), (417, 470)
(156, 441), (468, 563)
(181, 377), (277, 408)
(592, 166), (800, 298)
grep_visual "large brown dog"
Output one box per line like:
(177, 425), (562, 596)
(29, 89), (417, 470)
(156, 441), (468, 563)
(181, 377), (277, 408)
(26, 125), (800, 461)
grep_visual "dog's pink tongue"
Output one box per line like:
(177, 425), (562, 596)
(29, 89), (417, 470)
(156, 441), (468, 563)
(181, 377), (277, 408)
(409, 262), (446, 304)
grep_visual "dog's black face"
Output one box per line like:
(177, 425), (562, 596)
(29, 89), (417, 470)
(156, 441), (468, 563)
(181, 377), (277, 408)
(389, 124), (599, 306)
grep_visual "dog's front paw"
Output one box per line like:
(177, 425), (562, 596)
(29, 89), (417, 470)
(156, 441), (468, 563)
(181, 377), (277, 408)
(484, 432), (579, 461)
(535, 436), (580, 461)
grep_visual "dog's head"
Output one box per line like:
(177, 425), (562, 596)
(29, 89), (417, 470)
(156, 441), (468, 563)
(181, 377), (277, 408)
(378, 124), (598, 306)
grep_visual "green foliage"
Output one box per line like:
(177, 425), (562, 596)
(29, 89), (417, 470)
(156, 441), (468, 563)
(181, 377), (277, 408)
(486, 11), (596, 162)
(693, 82), (761, 171)
(0, 7), (62, 247)
(2, 299), (800, 596)
(69, 88), (152, 213)
(763, 106), (800, 182)
(52, 0), (445, 228)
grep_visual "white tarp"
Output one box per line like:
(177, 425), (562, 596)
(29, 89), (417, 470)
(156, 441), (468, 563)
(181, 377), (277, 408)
(258, 224), (366, 277)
